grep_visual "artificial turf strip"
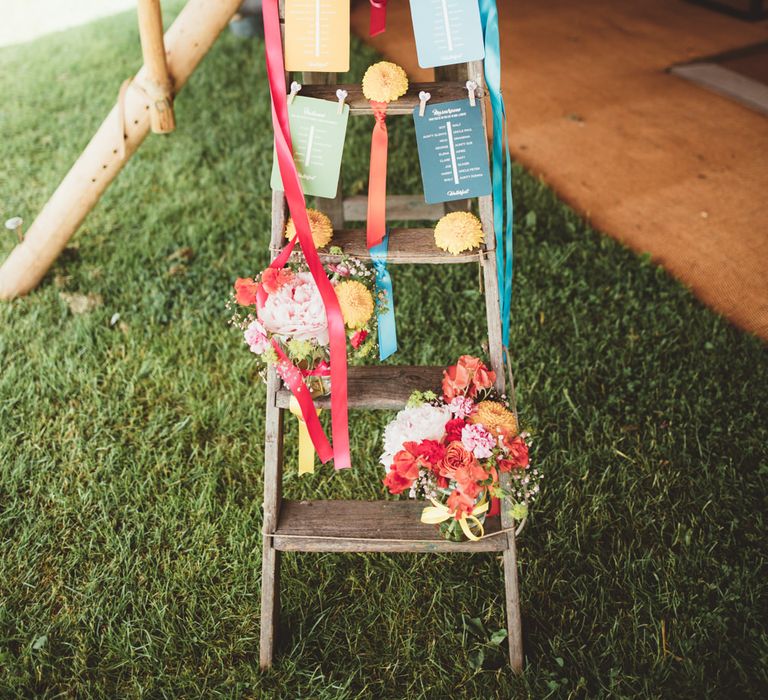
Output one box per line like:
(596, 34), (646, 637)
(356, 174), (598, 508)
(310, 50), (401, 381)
(1, 6), (766, 699)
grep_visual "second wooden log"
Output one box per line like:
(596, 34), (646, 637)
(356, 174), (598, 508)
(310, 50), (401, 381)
(137, 0), (175, 134)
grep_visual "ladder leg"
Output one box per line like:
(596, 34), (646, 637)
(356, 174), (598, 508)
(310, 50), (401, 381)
(503, 530), (524, 672)
(260, 369), (284, 669)
(480, 247), (505, 390)
(259, 543), (281, 668)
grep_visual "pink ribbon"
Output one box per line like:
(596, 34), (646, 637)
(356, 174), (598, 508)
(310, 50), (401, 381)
(369, 0), (387, 37)
(262, 0), (351, 469)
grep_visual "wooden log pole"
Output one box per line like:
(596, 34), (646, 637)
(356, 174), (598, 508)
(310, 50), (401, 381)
(138, 0), (175, 134)
(0, 0), (242, 301)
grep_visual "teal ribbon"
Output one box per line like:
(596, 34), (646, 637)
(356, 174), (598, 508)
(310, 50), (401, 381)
(479, 0), (514, 347)
(370, 232), (398, 361)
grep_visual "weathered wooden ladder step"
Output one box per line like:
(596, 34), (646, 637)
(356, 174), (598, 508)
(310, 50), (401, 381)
(272, 228), (493, 265)
(275, 365), (443, 410)
(273, 500), (505, 553)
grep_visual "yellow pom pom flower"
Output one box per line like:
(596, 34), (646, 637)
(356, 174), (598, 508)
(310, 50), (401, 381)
(285, 209), (334, 248)
(470, 400), (518, 437)
(335, 280), (375, 329)
(434, 212), (484, 255)
(362, 61), (409, 103)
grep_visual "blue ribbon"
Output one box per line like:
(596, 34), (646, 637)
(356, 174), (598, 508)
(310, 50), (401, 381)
(370, 232), (398, 361)
(479, 0), (514, 347)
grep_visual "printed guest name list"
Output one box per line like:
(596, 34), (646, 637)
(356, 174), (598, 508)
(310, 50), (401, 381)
(285, 0), (349, 72)
(413, 98), (492, 204)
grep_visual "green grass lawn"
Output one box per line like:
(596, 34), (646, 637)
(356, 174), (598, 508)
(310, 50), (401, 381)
(1, 7), (767, 699)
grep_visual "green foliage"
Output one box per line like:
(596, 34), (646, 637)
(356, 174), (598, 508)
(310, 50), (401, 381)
(1, 8), (767, 699)
(405, 389), (437, 408)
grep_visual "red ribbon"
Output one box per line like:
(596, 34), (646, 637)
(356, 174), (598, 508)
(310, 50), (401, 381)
(272, 341), (333, 462)
(366, 102), (388, 249)
(369, 0), (387, 37)
(262, 0), (351, 469)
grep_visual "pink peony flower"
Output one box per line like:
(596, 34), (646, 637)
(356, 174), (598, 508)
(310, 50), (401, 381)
(244, 319), (269, 354)
(461, 423), (496, 459)
(257, 271), (329, 345)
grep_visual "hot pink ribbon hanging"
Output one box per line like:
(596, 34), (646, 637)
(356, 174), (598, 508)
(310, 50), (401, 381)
(369, 0), (387, 37)
(262, 0), (351, 469)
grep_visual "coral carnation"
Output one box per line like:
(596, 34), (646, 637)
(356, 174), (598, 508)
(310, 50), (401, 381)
(502, 433), (530, 469)
(261, 267), (294, 295)
(285, 209), (334, 248)
(234, 277), (260, 306)
(362, 61), (409, 103)
(434, 212), (484, 255)
(383, 469), (413, 495)
(446, 489), (475, 519)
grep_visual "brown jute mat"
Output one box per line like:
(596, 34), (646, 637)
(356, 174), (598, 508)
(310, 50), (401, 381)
(351, 0), (768, 340)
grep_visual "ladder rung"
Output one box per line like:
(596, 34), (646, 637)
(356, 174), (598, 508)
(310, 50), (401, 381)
(300, 82), (485, 115)
(343, 194), (447, 222)
(272, 499), (506, 553)
(272, 228), (490, 264)
(275, 365), (444, 410)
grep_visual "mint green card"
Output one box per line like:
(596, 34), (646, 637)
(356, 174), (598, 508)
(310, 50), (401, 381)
(271, 95), (349, 199)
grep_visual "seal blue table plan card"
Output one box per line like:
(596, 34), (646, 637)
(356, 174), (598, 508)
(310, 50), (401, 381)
(409, 0), (485, 69)
(413, 98), (492, 204)
(271, 95), (349, 199)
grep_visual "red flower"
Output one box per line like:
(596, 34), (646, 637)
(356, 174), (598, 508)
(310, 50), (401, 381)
(444, 418), (466, 444)
(411, 439), (446, 466)
(392, 448), (420, 481)
(446, 489), (475, 519)
(442, 355), (496, 400)
(234, 277), (260, 306)
(383, 469), (412, 495)
(383, 444), (425, 495)
(261, 267), (294, 294)
(501, 433), (529, 469)
(350, 329), (368, 349)
(452, 462), (489, 498)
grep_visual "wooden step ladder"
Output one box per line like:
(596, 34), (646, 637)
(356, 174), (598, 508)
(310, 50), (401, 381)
(260, 5), (523, 672)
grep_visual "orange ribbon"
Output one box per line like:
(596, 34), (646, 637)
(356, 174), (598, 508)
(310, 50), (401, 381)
(366, 101), (388, 249)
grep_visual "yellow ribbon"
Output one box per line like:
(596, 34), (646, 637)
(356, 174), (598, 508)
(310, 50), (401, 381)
(421, 495), (489, 541)
(289, 396), (321, 475)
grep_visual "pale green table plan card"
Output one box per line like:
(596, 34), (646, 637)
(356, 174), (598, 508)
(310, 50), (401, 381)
(271, 96), (349, 199)
(409, 0), (485, 69)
